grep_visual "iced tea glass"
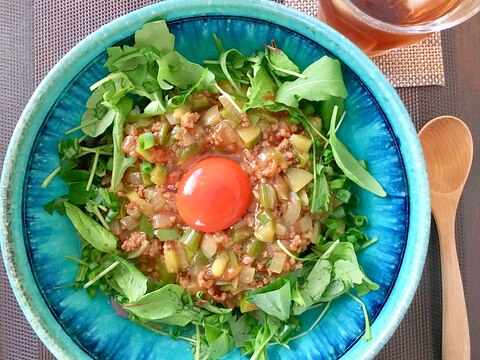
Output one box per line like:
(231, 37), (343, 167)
(317, 0), (480, 57)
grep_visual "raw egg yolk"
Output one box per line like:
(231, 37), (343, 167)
(176, 157), (252, 232)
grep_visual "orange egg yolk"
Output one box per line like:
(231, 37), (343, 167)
(176, 157), (252, 232)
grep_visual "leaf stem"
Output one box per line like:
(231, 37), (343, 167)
(195, 325), (201, 360)
(91, 203), (110, 230)
(360, 237), (378, 251)
(64, 119), (97, 135)
(347, 292), (372, 341)
(83, 260), (119, 289)
(64, 255), (89, 267)
(86, 149), (100, 192)
(41, 166), (61, 189)
(290, 301), (332, 341)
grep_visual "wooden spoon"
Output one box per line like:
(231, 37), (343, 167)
(419, 116), (472, 360)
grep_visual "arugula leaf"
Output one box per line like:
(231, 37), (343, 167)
(311, 163), (330, 213)
(228, 315), (252, 348)
(64, 203), (117, 254)
(248, 281), (291, 321)
(333, 259), (364, 287)
(44, 196), (67, 215)
(355, 274), (380, 296)
(219, 48), (247, 94)
(67, 181), (94, 205)
(110, 97), (137, 191)
(108, 255), (147, 302)
(320, 279), (346, 302)
(330, 113), (387, 197)
(123, 284), (199, 326)
(320, 96), (344, 133)
(249, 315), (281, 360)
(157, 51), (215, 91)
(205, 332), (234, 360)
(244, 60), (276, 111)
(265, 45), (301, 78)
(293, 259), (331, 315)
(134, 20), (175, 55)
(276, 56), (347, 107)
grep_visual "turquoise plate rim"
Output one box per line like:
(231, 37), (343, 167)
(0, 0), (430, 359)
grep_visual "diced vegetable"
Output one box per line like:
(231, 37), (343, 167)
(285, 168), (314, 192)
(289, 134), (312, 153)
(237, 127), (262, 148)
(269, 251), (287, 274)
(239, 266), (256, 284)
(164, 245), (179, 273)
(150, 165), (168, 185)
(138, 132), (155, 150)
(274, 175), (290, 201)
(201, 234), (218, 259)
(240, 294), (258, 313)
(255, 221), (276, 243)
(178, 140), (202, 164)
(172, 104), (190, 124)
(157, 123), (170, 146)
(245, 238), (264, 259)
(218, 95), (243, 127)
(154, 228), (182, 241)
(282, 199), (301, 226)
(298, 189), (309, 206)
(212, 251), (230, 277)
(140, 162), (153, 174)
(231, 226), (254, 243)
(293, 149), (310, 167)
(180, 228), (203, 251)
(275, 222), (287, 236)
(260, 183), (277, 209)
(175, 242), (190, 270)
(200, 105), (222, 127)
(126, 191), (154, 218)
(257, 210), (273, 225)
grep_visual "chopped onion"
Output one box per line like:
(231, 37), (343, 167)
(126, 206), (141, 219)
(239, 266), (256, 284)
(109, 219), (122, 235)
(120, 216), (138, 231)
(152, 212), (175, 229)
(143, 186), (156, 201)
(275, 222), (287, 236)
(297, 215), (313, 233)
(274, 175), (290, 201)
(282, 200), (301, 226)
(200, 105), (221, 127)
(269, 251), (287, 274)
(201, 234), (218, 259)
(214, 121), (238, 145)
(212, 251), (230, 277)
(149, 190), (165, 212)
(126, 171), (143, 186)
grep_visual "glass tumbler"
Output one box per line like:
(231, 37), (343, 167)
(317, 0), (480, 57)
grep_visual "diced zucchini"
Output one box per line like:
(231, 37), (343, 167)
(154, 228), (182, 241)
(256, 210), (273, 225)
(289, 134), (312, 153)
(254, 221), (276, 243)
(189, 94), (210, 111)
(231, 227), (254, 243)
(180, 228), (203, 251)
(228, 251), (239, 268)
(260, 183), (277, 209)
(156, 259), (176, 283)
(150, 165), (168, 186)
(173, 104), (190, 124)
(211, 251), (230, 277)
(245, 238), (264, 259)
(237, 127), (262, 149)
(164, 246), (179, 273)
(293, 149), (310, 167)
(135, 145), (155, 163)
(285, 168), (314, 193)
(178, 140), (202, 164)
(157, 123), (170, 146)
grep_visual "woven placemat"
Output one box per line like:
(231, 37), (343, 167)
(284, 0), (445, 87)
(0, 1), (464, 360)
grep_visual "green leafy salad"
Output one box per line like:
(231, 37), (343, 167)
(43, 20), (386, 360)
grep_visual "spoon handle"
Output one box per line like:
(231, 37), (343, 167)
(432, 195), (470, 360)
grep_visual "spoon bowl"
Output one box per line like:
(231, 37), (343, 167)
(419, 116), (473, 194)
(419, 115), (473, 360)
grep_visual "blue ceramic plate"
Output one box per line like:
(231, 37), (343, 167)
(0, 1), (430, 359)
